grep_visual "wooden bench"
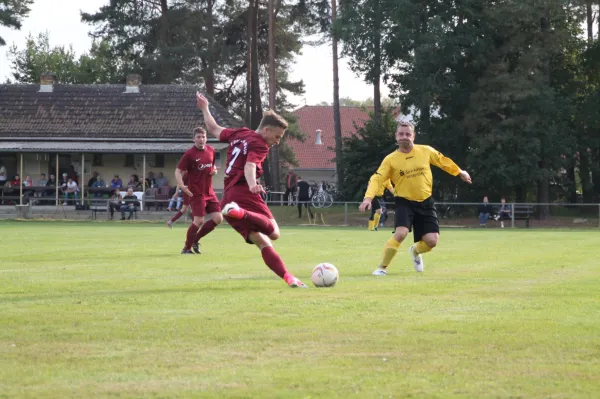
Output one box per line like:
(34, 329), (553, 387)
(512, 204), (534, 227)
(89, 200), (109, 220)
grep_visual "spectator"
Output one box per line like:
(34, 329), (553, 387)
(8, 175), (21, 187)
(91, 175), (105, 197)
(38, 174), (48, 187)
(120, 188), (139, 220)
(46, 174), (56, 187)
(23, 176), (33, 187)
(296, 176), (313, 219)
(156, 172), (168, 187)
(146, 172), (157, 188)
(495, 197), (511, 228)
(67, 164), (79, 184)
(127, 174), (142, 190)
(110, 174), (123, 189)
(478, 196), (493, 227)
(58, 173), (69, 189)
(167, 188), (183, 211)
(284, 169), (298, 206)
(88, 171), (100, 187)
(34, 173), (48, 203)
(108, 189), (123, 219)
(0, 162), (7, 186)
(92, 175), (105, 188)
(63, 178), (79, 205)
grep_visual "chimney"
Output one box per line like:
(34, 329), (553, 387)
(315, 129), (323, 145)
(125, 74), (141, 93)
(39, 73), (56, 93)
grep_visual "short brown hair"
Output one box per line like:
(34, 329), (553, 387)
(397, 120), (415, 134)
(193, 126), (206, 137)
(258, 110), (288, 130)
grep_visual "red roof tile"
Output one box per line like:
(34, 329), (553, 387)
(288, 106), (374, 170)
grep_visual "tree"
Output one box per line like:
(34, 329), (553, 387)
(0, 0), (33, 46)
(6, 32), (124, 84)
(338, 0), (393, 119)
(338, 110), (398, 200)
(331, 0), (343, 190)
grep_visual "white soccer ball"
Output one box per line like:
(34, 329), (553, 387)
(311, 263), (339, 287)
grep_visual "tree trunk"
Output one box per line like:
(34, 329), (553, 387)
(249, 0), (271, 188)
(566, 162), (578, 203)
(332, 0), (344, 192)
(205, 0), (215, 96)
(268, 0), (281, 191)
(372, 0), (382, 120)
(579, 151), (594, 203)
(536, 162), (550, 219)
(245, 2), (252, 124)
(586, 2), (594, 42)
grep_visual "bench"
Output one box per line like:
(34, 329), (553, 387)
(89, 200), (109, 220)
(512, 204), (534, 227)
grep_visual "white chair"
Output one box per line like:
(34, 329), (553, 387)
(119, 191), (144, 211)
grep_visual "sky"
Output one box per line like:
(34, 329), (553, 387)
(0, 0), (389, 106)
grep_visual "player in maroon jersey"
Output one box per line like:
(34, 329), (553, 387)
(166, 172), (191, 228)
(196, 92), (308, 288)
(175, 127), (223, 254)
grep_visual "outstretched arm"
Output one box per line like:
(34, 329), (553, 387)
(359, 158), (392, 212)
(196, 92), (225, 139)
(429, 147), (472, 184)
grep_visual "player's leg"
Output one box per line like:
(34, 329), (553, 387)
(182, 214), (204, 254)
(373, 209), (382, 231)
(408, 198), (439, 272)
(222, 203), (275, 236)
(372, 198), (412, 276)
(222, 188), (275, 236)
(167, 204), (187, 228)
(368, 205), (376, 231)
(192, 199), (222, 252)
(248, 231), (307, 288)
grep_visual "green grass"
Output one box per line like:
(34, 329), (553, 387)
(1, 221), (599, 398)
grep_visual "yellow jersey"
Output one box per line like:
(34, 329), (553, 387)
(364, 145), (461, 202)
(366, 177), (393, 197)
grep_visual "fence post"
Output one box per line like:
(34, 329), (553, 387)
(511, 203), (515, 228)
(344, 202), (348, 226)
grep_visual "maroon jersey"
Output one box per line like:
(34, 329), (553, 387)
(220, 127), (269, 191)
(177, 145), (216, 199)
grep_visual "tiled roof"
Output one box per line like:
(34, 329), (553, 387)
(0, 84), (241, 140)
(288, 106), (377, 170)
(0, 141), (229, 153)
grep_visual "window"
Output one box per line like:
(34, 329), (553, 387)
(92, 154), (103, 166)
(125, 154), (134, 167)
(154, 154), (165, 168)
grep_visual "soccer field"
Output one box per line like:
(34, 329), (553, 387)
(1, 221), (598, 398)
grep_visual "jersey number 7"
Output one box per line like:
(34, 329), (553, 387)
(225, 146), (242, 174)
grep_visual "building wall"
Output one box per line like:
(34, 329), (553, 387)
(0, 149), (228, 190)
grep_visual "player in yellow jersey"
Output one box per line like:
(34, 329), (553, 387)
(366, 176), (393, 231)
(359, 121), (472, 275)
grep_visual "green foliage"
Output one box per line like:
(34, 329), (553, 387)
(0, 0), (33, 46)
(7, 32), (125, 84)
(337, 109), (398, 200)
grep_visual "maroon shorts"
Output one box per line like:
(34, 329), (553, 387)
(190, 195), (221, 217)
(183, 194), (191, 206)
(221, 184), (273, 244)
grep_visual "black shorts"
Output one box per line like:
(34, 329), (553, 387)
(394, 196), (439, 242)
(369, 197), (382, 219)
